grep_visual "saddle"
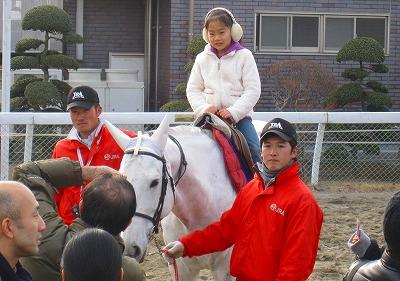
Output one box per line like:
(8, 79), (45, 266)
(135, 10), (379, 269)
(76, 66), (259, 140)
(194, 113), (254, 181)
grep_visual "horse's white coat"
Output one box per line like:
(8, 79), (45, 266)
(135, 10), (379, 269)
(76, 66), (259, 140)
(106, 117), (239, 280)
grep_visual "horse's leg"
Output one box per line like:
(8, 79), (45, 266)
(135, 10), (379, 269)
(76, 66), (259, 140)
(210, 249), (235, 281)
(162, 213), (200, 280)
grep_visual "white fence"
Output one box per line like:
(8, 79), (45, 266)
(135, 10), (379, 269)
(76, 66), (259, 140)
(1, 112), (399, 185)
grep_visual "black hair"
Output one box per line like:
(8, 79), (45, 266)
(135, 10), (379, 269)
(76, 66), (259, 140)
(204, 9), (234, 29)
(80, 173), (136, 235)
(260, 134), (298, 150)
(383, 191), (400, 259)
(62, 228), (122, 281)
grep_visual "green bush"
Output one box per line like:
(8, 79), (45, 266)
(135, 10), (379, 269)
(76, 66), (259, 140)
(183, 61), (194, 74)
(41, 54), (79, 70)
(11, 56), (40, 70)
(342, 68), (369, 81)
(160, 34), (205, 111)
(10, 97), (30, 111)
(323, 144), (350, 160)
(22, 5), (71, 34)
(11, 75), (41, 98)
(15, 39), (43, 53)
(160, 100), (191, 112)
(327, 83), (363, 107)
(351, 144), (380, 155)
(24, 81), (60, 110)
(11, 5), (83, 112)
(174, 82), (187, 95)
(325, 36), (391, 111)
(187, 35), (207, 57)
(337, 37), (384, 63)
(366, 81), (388, 93)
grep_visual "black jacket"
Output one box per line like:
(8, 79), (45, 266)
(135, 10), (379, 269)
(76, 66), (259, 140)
(344, 250), (400, 281)
(0, 254), (32, 281)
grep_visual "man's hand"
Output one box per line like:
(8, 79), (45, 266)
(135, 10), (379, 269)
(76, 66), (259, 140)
(82, 166), (119, 182)
(347, 229), (371, 258)
(161, 241), (184, 263)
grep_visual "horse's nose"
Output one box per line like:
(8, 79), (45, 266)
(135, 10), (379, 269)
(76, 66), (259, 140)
(124, 243), (144, 262)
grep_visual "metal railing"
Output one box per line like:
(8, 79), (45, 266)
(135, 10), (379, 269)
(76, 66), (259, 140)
(1, 112), (399, 186)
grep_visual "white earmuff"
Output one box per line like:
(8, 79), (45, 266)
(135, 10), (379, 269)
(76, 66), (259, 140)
(202, 7), (243, 43)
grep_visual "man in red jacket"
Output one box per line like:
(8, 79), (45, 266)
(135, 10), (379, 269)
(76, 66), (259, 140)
(52, 85), (136, 224)
(163, 118), (323, 281)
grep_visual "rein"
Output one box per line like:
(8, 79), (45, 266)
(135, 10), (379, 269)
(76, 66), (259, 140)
(125, 134), (187, 234)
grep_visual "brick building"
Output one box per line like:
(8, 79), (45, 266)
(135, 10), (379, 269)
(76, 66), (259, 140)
(3, 0), (399, 112)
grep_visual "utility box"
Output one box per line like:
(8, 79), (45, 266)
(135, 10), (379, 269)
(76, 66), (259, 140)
(67, 68), (144, 112)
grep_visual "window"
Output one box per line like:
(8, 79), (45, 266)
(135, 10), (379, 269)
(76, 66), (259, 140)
(325, 17), (353, 51)
(356, 18), (386, 47)
(292, 16), (319, 49)
(256, 13), (389, 54)
(260, 16), (288, 50)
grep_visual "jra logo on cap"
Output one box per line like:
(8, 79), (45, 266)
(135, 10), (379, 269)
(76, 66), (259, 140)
(268, 122), (283, 130)
(72, 91), (85, 100)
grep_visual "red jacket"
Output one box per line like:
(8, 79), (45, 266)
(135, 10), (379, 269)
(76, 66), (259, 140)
(180, 162), (323, 281)
(52, 123), (136, 224)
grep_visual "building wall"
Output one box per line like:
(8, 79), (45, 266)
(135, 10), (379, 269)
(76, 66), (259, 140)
(156, 0), (172, 108)
(167, 0), (399, 111)
(64, 0), (145, 69)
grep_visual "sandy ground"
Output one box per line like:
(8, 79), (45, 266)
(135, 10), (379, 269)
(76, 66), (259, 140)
(140, 182), (398, 280)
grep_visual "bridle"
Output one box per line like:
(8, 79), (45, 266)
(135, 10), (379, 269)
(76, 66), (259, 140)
(125, 134), (187, 234)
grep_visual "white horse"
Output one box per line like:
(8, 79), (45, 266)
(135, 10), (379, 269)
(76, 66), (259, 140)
(106, 115), (242, 280)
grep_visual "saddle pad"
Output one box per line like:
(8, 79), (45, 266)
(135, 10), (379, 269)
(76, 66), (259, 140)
(212, 128), (249, 193)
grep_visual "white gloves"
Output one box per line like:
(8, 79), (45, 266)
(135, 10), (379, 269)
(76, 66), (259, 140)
(162, 241), (185, 262)
(347, 229), (371, 258)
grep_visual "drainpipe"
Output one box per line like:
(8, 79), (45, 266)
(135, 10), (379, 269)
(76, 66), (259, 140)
(1, 0), (12, 180)
(188, 0), (194, 43)
(75, 0), (84, 60)
(154, 0), (159, 110)
(2, 0), (11, 112)
(144, 0), (152, 111)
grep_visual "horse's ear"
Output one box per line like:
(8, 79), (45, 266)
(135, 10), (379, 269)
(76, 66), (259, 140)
(151, 114), (173, 152)
(104, 120), (132, 151)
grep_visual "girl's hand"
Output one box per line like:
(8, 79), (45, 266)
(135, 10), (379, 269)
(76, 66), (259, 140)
(217, 108), (232, 120)
(205, 105), (218, 114)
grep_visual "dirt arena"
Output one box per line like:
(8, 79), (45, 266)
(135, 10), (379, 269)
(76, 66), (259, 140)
(140, 182), (398, 280)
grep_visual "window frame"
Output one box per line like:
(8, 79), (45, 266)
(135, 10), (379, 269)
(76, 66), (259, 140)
(290, 14), (321, 53)
(258, 14), (291, 52)
(255, 12), (390, 55)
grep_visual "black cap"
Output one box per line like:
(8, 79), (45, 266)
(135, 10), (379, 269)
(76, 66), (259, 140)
(383, 191), (400, 256)
(260, 118), (297, 146)
(66, 86), (99, 111)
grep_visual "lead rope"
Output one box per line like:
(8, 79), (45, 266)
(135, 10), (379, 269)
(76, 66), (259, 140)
(150, 234), (179, 281)
(160, 248), (179, 281)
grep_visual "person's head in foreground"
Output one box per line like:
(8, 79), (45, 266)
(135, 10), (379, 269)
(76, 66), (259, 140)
(383, 191), (400, 260)
(0, 181), (46, 267)
(79, 173), (136, 235)
(61, 228), (123, 281)
(259, 118), (298, 172)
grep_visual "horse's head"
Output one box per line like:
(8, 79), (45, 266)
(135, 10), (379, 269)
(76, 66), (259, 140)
(105, 115), (176, 262)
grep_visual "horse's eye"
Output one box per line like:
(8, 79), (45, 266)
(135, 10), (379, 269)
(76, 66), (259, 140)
(150, 179), (159, 188)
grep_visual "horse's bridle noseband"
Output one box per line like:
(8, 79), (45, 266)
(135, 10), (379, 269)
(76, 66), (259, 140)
(125, 135), (187, 234)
